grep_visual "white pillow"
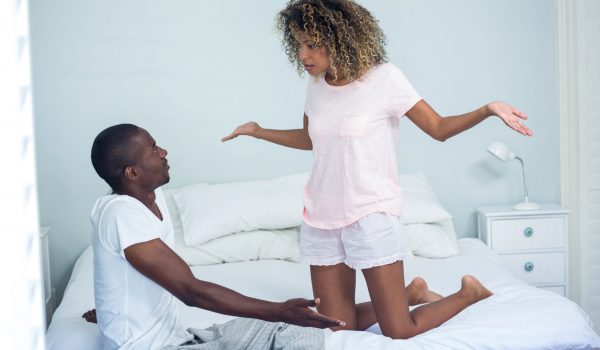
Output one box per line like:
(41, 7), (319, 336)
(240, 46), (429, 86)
(405, 219), (459, 258)
(174, 228), (300, 266)
(399, 173), (453, 224)
(163, 183), (208, 240)
(164, 187), (300, 265)
(171, 173), (309, 246)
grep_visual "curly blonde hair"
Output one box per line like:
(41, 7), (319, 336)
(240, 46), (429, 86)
(276, 0), (387, 82)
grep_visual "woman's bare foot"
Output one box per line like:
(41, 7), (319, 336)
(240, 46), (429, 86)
(459, 275), (493, 303)
(407, 277), (443, 305)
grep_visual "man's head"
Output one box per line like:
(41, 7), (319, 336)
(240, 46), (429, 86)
(91, 124), (170, 193)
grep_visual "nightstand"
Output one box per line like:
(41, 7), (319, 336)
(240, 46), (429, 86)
(477, 204), (569, 297)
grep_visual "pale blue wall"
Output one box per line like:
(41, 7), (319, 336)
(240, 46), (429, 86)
(30, 0), (559, 304)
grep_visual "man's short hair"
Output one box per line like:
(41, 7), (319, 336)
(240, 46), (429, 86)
(91, 124), (141, 192)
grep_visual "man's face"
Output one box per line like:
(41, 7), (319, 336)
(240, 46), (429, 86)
(132, 129), (170, 188)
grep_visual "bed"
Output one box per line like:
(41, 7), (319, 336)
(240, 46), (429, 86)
(46, 173), (600, 349)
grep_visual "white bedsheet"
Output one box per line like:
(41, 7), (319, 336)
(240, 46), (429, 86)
(46, 238), (600, 349)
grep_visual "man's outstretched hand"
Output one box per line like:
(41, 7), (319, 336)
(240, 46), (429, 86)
(276, 298), (346, 328)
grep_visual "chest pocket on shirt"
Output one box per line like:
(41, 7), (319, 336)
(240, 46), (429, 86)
(339, 115), (368, 137)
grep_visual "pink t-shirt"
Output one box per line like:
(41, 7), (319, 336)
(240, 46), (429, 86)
(303, 62), (421, 229)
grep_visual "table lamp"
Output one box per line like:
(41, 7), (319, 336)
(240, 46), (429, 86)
(487, 141), (540, 211)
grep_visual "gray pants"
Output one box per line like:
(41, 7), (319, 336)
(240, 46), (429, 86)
(163, 318), (325, 350)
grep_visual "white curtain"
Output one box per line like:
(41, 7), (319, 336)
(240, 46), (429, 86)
(0, 0), (46, 349)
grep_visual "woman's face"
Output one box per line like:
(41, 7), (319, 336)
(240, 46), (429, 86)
(295, 31), (331, 76)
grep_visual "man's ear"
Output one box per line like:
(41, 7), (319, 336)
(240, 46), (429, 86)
(123, 165), (139, 181)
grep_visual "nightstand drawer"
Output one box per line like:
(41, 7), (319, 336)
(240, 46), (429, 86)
(499, 252), (565, 285)
(490, 217), (565, 252)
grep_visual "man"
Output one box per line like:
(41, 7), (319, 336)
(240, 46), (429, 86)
(89, 124), (344, 349)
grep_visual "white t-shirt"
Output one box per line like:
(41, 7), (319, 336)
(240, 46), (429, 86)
(303, 62), (422, 229)
(90, 187), (192, 350)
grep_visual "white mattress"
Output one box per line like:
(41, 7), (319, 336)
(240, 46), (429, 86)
(46, 238), (600, 349)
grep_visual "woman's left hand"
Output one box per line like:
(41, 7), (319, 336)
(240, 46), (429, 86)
(487, 101), (533, 136)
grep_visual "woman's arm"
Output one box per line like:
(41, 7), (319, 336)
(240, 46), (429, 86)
(221, 114), (312, 150)
(405, 100), (532, 142)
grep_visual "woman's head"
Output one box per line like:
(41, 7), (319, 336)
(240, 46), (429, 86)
(276, 0), (387, 82)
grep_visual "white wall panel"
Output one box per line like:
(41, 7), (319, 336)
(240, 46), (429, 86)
(0, 0), (46, 348)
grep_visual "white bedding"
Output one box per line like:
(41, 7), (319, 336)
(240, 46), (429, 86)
(46, 238), (600, 350)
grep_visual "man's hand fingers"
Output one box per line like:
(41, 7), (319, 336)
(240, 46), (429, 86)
(290, 298), (317, 308)
(307, 312), (346, 327)
(304, 298), (317, 307)
(302, 307), (345, 327)
(283, 298), (346, 328)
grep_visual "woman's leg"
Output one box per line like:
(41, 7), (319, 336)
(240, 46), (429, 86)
(310, 263), (357, 331)
(312, 261), (444, 331)
(362, 261), (492, 339)
(354, 277), (443, 330)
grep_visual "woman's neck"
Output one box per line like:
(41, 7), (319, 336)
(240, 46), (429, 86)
(324, 71), (351, 86)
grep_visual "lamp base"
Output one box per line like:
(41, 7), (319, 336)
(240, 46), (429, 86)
(513, 201), (540, 211)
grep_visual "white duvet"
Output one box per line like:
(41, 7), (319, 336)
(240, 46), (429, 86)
(46, 238), (600, 350)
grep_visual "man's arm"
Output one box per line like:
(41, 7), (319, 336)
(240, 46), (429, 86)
(124, 238), (344, 328)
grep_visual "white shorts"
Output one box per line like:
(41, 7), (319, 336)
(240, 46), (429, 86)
(300, 212), (413, 270)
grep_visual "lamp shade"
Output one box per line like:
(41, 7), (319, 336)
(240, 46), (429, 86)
(487, 142), (515, 162)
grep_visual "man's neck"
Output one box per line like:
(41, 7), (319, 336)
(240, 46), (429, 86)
(117, 186), (158, 210)
(132, 186), (163, 220)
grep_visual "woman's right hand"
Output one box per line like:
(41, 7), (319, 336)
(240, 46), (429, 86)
(221, 122), (261, 142)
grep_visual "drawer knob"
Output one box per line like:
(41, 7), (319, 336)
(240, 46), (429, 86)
(524, 261), (534, 272)
(523, 227), (534, 237)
